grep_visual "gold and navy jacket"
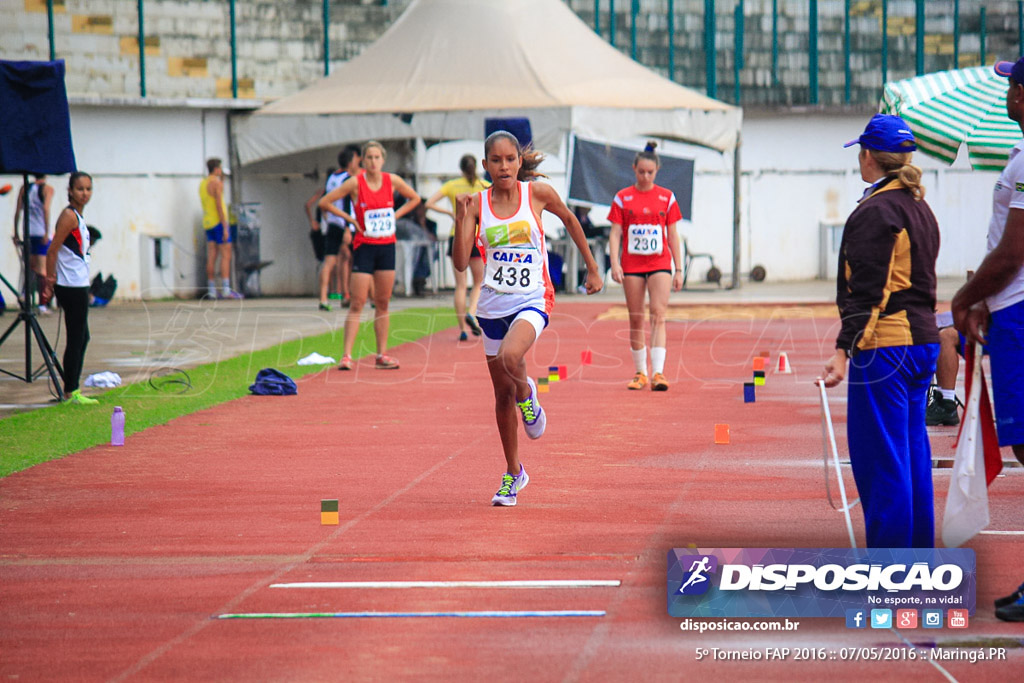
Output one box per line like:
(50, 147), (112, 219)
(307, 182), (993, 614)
(835, 175), (940, 355)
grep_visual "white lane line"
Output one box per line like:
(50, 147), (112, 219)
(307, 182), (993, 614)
(889, 628), (957, 683)
(978, 530), (1024, 535)
(270, 580), (621, 589)
(217, 610), (606, 619)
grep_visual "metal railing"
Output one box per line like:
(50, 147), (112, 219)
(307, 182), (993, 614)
(582, 0), (1024, 107)
(30, 0), (1024, 105)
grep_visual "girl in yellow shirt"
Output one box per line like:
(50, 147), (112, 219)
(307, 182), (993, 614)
(426, 154), (489, 341)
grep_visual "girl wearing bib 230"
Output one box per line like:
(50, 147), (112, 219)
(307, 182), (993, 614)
(320, 141), (420, 370)
(608, 142), (684, 392)
(455, 131), (603, 506)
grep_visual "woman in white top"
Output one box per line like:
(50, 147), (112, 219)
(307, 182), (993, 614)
(12, 174), (54, 313)
(42, 172), (97, 405)
(454, 131), (602, 506)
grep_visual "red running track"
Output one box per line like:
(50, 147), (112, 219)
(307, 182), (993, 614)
(1, 302), (1021, 681)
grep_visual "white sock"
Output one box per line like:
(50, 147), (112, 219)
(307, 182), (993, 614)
(940, 388), (957, 402)
(207, 279), (216, 296)
(651, 347), (667, 374)
(631, 346), (648, 374)
(222, 278), (231, 293)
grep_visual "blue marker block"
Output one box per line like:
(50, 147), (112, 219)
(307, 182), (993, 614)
(743, 382), (755, 403)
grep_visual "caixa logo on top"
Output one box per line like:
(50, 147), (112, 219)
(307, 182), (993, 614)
(667, 548), (976, 618)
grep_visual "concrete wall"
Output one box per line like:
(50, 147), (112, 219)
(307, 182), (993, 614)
(0, 107), (995, 301)
(568, 0), (1024, 107)
(0, 102), (234, 302)
(234, 111), (994, 295)
(5, 1), (1024, 106)
(0, 0), (405, 101)
(0, 1), (1004, 299)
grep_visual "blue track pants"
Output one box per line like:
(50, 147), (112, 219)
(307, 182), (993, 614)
(846, 344), (939, 548)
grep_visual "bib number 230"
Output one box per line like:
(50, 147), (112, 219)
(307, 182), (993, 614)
(627, 224), (662, 255)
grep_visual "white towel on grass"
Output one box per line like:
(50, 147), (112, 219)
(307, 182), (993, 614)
(297, 352), (337, 366)
(84, 371), (122, 388)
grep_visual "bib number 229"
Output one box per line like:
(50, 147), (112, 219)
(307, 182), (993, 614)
(364, 208), (396, 238)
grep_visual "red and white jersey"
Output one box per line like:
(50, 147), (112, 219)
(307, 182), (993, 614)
(353, 171), (396, 248)
(56, 208), (90, 288)
(476, 181), (554, 318)
(607, 184), (682, 273)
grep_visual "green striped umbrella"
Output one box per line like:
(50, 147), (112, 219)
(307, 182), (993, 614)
(880, 66), (1022, 171)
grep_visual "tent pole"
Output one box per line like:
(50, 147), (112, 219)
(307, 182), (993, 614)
(731, 132), (741, 290)
(228, 111), (242, 206)
(47, 0), (55, 60)
(137, 0), (146, 97)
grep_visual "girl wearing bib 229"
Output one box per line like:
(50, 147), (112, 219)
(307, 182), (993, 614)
(455, 131), (603, 506)
(319, 141), (420, 370)
(608, 142), (684, 392)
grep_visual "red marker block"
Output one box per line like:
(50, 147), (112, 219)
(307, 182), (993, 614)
(558, 365), (567, 380)
(714, 424), (730, 444)
(581, 349), (593, 365)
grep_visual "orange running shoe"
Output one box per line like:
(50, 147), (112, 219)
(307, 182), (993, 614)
(651, 372), (670, 391)
(375, 354), (400, 369)
(627, 372), (648, 390)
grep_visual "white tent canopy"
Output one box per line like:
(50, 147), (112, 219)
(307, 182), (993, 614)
(234, 0), (741, 165)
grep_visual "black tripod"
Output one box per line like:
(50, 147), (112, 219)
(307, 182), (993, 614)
(0, 173), (65, 400)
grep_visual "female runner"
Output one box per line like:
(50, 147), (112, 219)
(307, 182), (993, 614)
(319, 141), (420, 370)
(455, 131), (602, 506)
(608, 142), (684, 391)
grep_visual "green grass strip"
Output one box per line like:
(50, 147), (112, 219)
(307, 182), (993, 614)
(0, 307), (455, 478)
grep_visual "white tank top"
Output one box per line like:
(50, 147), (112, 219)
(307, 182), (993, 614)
(323, 170), (351, 228)
(28, 183), (47, 237)
(56, 208), (90, 288)
(476, 181), (553, 319)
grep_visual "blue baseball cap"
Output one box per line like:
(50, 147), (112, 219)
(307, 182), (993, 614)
(843, 114), (917, 152)
(995, 57), (1024, 83)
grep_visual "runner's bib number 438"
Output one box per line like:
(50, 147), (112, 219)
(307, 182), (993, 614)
(364, 207), (396, 239)
(485, 247), (542, 295)
(627, 224), (663, 255)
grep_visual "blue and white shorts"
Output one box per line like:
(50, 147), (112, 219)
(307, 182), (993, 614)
(478, 307), (549, 356)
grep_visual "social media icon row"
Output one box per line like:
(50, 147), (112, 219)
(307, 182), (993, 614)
(845, 609), (968, 629)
